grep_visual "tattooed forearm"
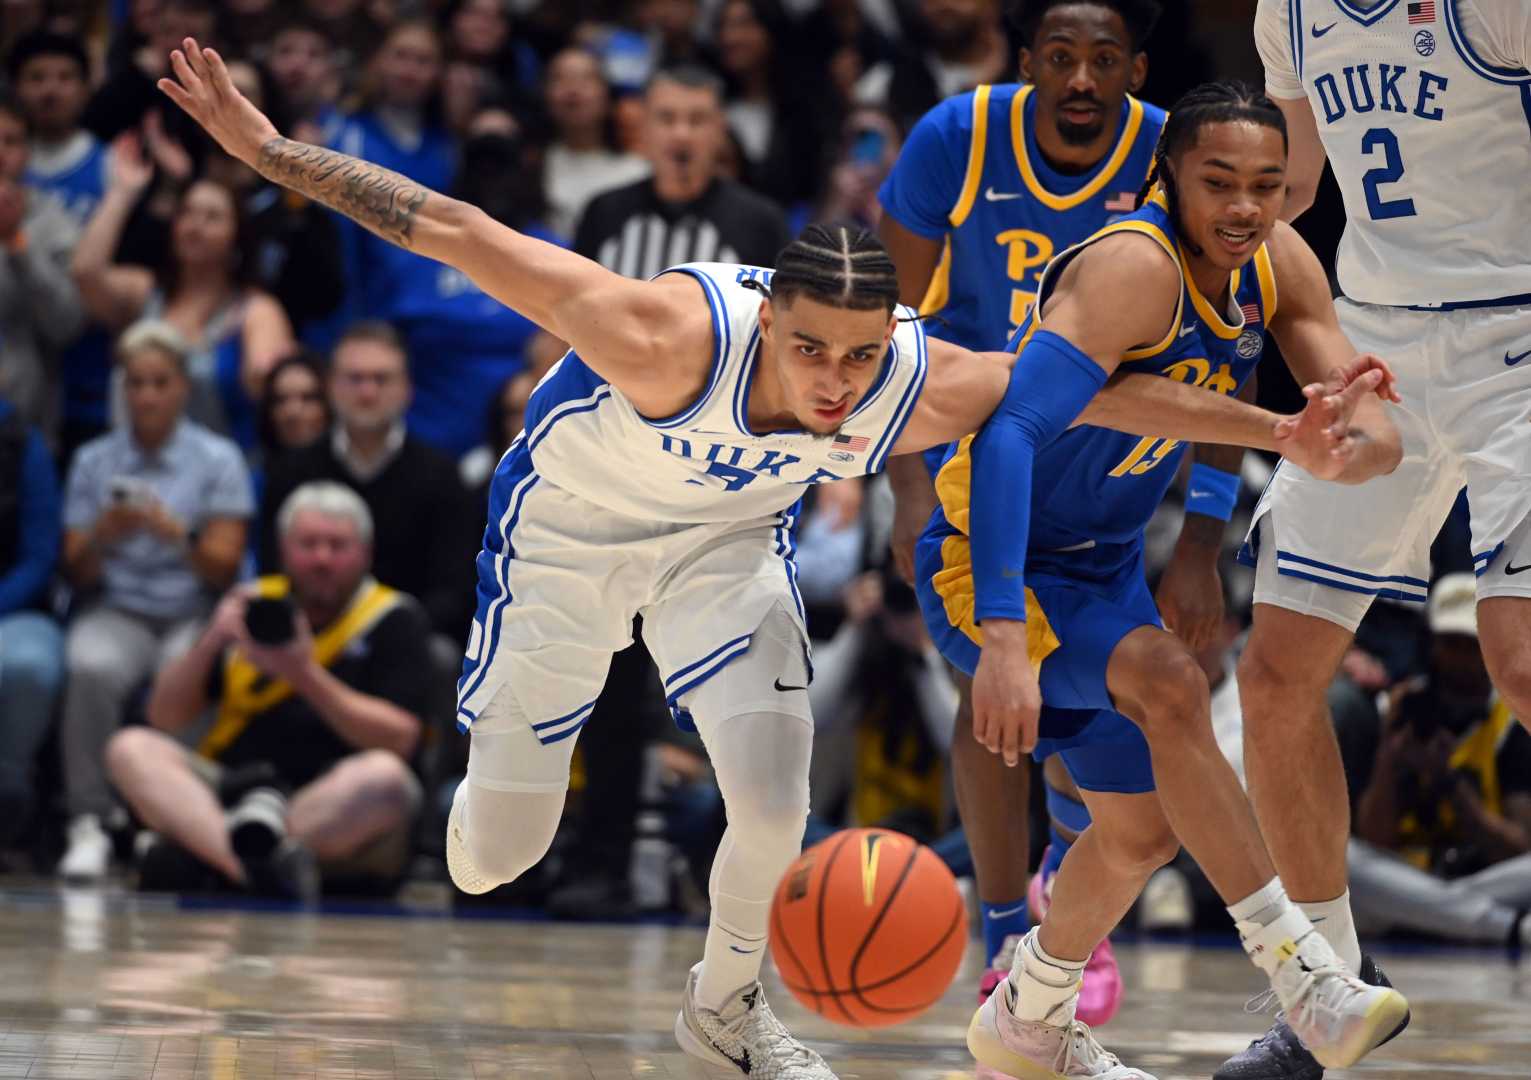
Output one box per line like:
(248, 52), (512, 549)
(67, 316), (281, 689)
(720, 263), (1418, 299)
(257, 137), (430, 247)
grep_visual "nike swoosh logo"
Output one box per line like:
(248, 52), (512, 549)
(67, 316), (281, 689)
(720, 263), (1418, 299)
(1001, 567), (1024, 578)
(774, 678), (808, 692)
(985, 903), (1027, 920)
(729, 945), (761, 954)
(984, 186), (1024, 202)
(1179, 324), (1198, 337)
(1505, 349), (1531, 366)
(1313, 22), (1336, 36)
(1506, 561), (1531, 575)
(1189, 489), (1214, 499)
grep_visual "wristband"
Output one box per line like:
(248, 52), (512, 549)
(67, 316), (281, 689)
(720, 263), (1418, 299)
(1186, 463), (1241, 522)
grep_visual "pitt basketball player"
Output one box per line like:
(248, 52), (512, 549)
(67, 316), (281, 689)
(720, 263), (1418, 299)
(878, 0), (1169, 1018)
(914, 84), (1408, 1080)
(1223, 2), (1531, 1078)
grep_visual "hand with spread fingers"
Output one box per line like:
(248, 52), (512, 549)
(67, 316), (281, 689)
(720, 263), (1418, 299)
(156, 37), (278, 168)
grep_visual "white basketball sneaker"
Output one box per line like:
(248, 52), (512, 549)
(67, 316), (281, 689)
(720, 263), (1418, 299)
(968, 975), (1158, 1080)
(675, 963), (838, 1079)
(1251, 909), (1410, 1069)
(445, 781), (495, 895)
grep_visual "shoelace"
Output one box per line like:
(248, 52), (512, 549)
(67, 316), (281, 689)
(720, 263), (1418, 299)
(1048, 1018), (1122, 1076)
(714, 993), (826, 1070)
(1283, 963), (1366, 1046)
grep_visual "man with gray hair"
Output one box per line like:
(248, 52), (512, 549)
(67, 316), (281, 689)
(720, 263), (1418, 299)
(107, 480), (433, 900)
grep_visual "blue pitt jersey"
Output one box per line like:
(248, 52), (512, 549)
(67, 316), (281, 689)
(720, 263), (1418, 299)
(879, 84), (1165, 354)
(933, 189), (1278, 572)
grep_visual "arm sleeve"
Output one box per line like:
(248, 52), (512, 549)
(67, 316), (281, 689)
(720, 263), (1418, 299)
(969, 330), (1108, 621)
(0, 428), (60, 613)
(1255, 0), (1306, 100)
(876, 95), (972, 240)
(1470, 0), (1531, 69)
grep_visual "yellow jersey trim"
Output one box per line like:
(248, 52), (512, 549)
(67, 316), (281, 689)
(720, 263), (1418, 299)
(920, 237), (952, 315)
(949, 85), (992, 228)
(1013, 87), (1145, 211)
(930, 530), (1061, 672)
(1253, 242), (1278, 324)
(1182, 247), (1244, 340)
(1071, 219), (1184, 361)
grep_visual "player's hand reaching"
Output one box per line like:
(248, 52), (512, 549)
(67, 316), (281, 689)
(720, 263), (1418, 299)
(157, 38), (279, 168)
(1272, 360), (1390, 480)
(971, 620), (1041, 767)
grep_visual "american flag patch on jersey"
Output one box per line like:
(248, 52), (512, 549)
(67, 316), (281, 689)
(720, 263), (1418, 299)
(833, 433), (870, 452)
(1240, 301), (1262, 325)
(1408, 1), (1434, 23)
(1103, 191), (1136, 212)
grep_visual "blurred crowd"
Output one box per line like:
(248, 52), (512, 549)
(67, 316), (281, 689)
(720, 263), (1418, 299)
(0, 0), (1525, 950)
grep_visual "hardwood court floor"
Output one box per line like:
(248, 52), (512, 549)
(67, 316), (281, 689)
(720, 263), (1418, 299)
(0, 886), (1526, 1079)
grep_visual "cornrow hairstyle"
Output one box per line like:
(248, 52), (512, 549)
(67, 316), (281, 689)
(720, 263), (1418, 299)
(744, 223), (904, 315)
(1007, 0), (1163, 52)
(1135, 81), (1289, 219)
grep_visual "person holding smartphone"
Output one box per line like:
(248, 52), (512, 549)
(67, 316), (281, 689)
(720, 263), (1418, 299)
(57, 319), (252, 881)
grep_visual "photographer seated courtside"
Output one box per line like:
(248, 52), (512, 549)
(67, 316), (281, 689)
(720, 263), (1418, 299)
(106, 481), (433, 900)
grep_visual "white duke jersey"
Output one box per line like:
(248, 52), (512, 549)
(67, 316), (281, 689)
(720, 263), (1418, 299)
(504, 262), (930, 524)
(1256, 0), (1531, 306)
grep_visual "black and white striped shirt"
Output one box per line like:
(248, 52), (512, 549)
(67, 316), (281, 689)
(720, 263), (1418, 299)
(572, 178), (791, 280)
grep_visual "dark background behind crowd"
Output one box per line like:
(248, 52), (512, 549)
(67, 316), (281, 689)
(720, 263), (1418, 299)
(0, 0), (1525, 948)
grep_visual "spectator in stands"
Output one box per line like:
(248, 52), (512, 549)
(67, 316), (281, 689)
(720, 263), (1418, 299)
(10, 30), (116, 454)
(574, 65), (789, 277)
(258, 322), (478, 642)
(633, 0), (705, 68)
(71, 136), (295, 453)
(0, 395), (62, 845)
(58, 320), (253, 881)
(459, 368), (534, 501)
(807, 569), (958, 841)
(1339, 574), (1531, 948)
(0, 91), (86, 439)
(377, 127), (561, 459)
(264, 16), (344, 147)
(202, 60), (345, 339)
(85, 0), (216, 147)
(332, 20), (454, 320)
(812, 106), (901, 230)
(542, 46), (650, 241)
(110, 482), (428, 899)
(258, 351), (330, 462)
(713, 0), (837, 212)
(855, 0), (1010, 133)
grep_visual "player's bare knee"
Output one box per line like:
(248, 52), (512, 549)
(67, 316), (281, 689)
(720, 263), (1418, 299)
(1097, 820), (1179, 878)
(1482, 642), (1531, 718)
(1130, 648), (1209, 739)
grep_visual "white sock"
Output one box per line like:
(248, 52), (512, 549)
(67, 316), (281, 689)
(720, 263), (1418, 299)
(1229, 878), (1319, 978)
(1298, 891), (1362, 973)
(1009, 928), (1085, 1023)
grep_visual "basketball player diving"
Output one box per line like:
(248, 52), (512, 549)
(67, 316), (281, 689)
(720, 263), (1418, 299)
(160, 39), (1396, 1080)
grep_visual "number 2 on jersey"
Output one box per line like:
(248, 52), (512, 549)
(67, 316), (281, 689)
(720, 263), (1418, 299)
(1360, 128), (1416, 220)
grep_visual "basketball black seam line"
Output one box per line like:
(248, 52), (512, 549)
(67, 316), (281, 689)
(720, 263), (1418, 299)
(846, 841), (920, 1015)
(815, 831), (857, 1023)
(770, 895), (818, 1011)
(778, 892), (966, 1007)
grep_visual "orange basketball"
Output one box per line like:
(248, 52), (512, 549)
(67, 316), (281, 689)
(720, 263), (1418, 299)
(769, 828), (968, 1028)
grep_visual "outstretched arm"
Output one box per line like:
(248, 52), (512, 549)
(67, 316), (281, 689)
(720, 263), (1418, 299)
(157, 39), (709, 416)
(1267, 220), (1402, 481)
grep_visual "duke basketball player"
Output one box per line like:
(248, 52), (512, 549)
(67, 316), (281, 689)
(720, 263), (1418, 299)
(1223, 4), (1531, 1077)
(159, 37), (1390, 1080)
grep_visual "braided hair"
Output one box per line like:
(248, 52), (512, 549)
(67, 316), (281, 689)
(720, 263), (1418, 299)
(745, 223), (902, 314)
(1136, 81), (1289, 215)
(1007, 0), (1163, 51)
